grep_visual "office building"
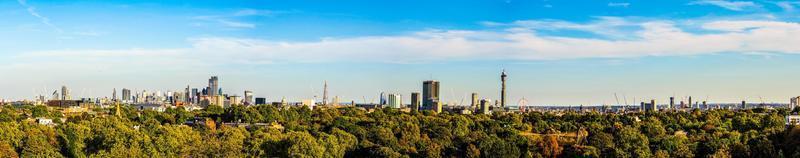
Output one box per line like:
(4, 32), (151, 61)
(387, 93), (402, 108)
(61, 86), (70, 100)
(122, 88), (131, 101)
(229, 96), (241, 105)
(790, 96), (800, 109)
(742, 101), (747, 109)
(208, 76), (219, 96)
(191, 88), (199, 103)
(411, 92), (421, 111)
(669, 97), (674, 110)
(480, 99), (491, 115)
(471, 93), (479, 108)
(112, 88), (117, 101)
(423, 80), (440, 110)
(255, 97), (266, 105)
(641, 100), (656, 112)
(185, 85), (191, 103)
(244, 90), (253, 105)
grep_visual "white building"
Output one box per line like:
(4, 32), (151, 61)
(787, 115), (800, 126)
(387, 93), (403, 108)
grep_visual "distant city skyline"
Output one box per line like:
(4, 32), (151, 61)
(2, 0), (800, 105)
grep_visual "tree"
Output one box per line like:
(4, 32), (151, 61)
(20, 123), (64, 158)
(286, 131), (325, 158)
(31, 105), (49, 118)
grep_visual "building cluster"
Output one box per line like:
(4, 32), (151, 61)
(5, 71), (800, 119)
(359, 70), (510, 115)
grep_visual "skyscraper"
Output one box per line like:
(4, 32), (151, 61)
(388, 93), (402, 108)
(61, 86), (70, 100)
(244, 90), (253, 105)
(185, 85), (191, 103)
(191, 88), (199, 103)
(422, 80), (440, 110)
(112, 88), (117, 101)
(323, 80), (328, 105)
(411, 92), (421, 111)
(500, 69), (507, 107)
(669, 97), (674, 110)
(208, 76), (219, 96)
(122, 88), (131, 101)
(480, 99), (491, 114)
(471, 92), (479, 108)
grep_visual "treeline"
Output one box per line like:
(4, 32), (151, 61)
(0, 104), (798, 158)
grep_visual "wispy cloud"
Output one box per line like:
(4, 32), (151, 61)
(774, 1), (800, 12)
(14, 18), (800, 65)
(233, 9), (284, 17)
(192, 16), (256, 29)
(608, 2), (631, 8)
(689, 0), (761, 11)
(17, 0), (62, 33)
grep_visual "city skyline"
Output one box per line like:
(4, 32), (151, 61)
(2, 0), (800, 105)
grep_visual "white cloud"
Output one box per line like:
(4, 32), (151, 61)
(192, 16), (256, 29)
(689, 0), (761, 11)
(13, 18), (800, 65)
(608, 2), (630, 8)
(17, 0), (62, 33)
(774, 1), (800, 12)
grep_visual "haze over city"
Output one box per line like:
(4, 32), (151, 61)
(2, 0), (800, 105)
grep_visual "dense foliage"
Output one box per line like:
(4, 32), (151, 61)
(0, 104), (798, 158)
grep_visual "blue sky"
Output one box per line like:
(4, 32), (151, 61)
(1, 0), (800, 105)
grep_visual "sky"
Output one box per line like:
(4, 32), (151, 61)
(1, 0), (800, 105)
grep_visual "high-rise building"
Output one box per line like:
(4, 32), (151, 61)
(387, 93), (402, 108)
(244, 90), (254, 105)
(208, 76), (219, 96)
(742, 100), (747, 109)
(790, 96), (800, 109)
(379, 92), (387, 105)
(471, 93), (479, 108)
(688, 96), (693, 109)
(112, 88), (117, 101)
(229, 96), (242, 105)
(191, 88), (199, 103)
(122, 88), (131, 101)
(185, 85), (191, 103)
(323, 80), (328, 105)
(669, 97), (674, 110)
(255, 97), (266, 105)
(423, 80), (440, 110)
(411, 92), (421, 111)
(61, 86), (70, 100)
(500, 69), (507, 107)
(480, 99), (491, 114)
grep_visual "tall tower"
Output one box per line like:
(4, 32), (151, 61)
(688, 96), (693, 109)
(185, 85), (191, 103)
(471, 93), (479, 108)
(112, 88), (117, 101)
(411, 92), (421, 111)
(323, 80), (328, 105)
(208, 76), (219, 96)
(422, 80), (440, 109)
(244, 90), (253, 105)
(122, 88), (131, 102)
(500, 69), (507, 108)
(61, 86), (70, 100)
(669, 97), (674, 110)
